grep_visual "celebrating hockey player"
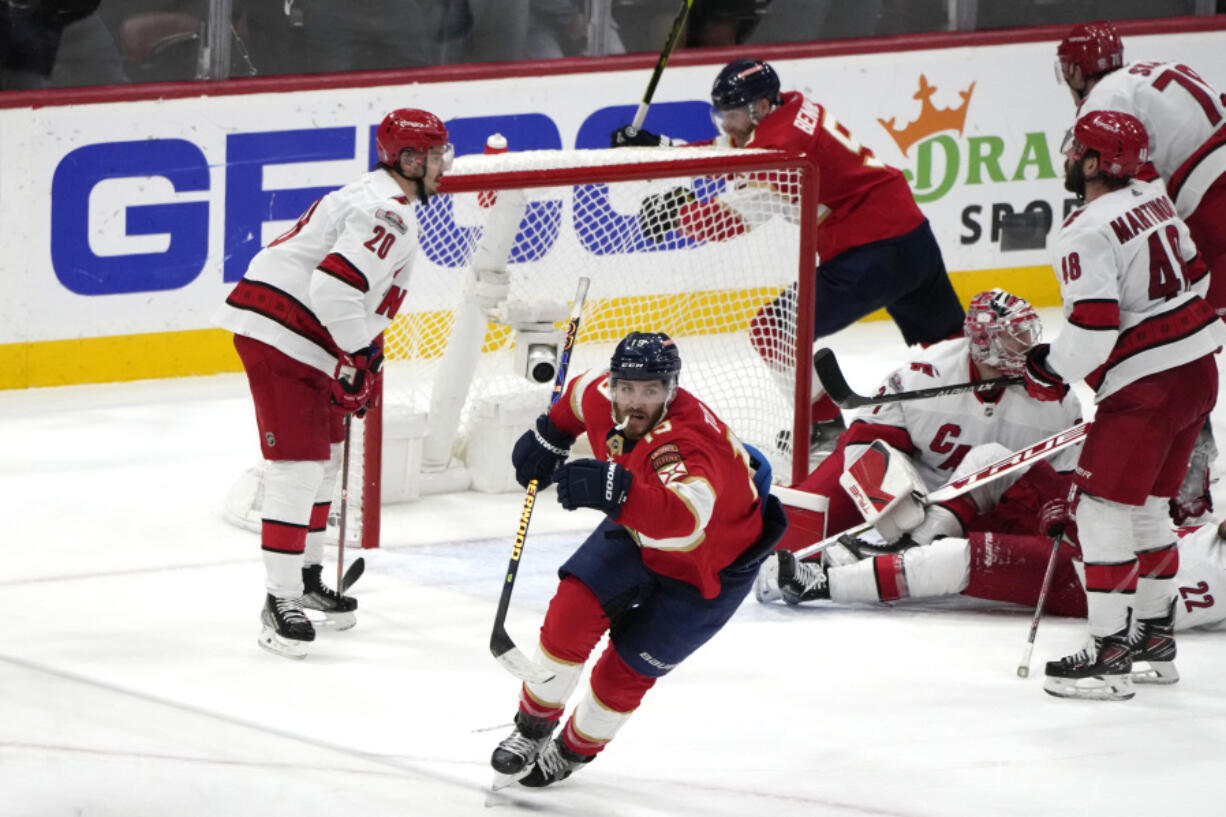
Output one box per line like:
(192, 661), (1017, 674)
(1021, 110), (1225, 700)
(1055, 20), (1226, 524)
(611, 57), (965, 455)
(490, 332), (787, 788)
(217, 108), (453, 658)
(755, 289), (1083, 604)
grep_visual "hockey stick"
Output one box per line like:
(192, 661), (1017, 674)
(629, 0), (695, 131)
(1017, 530), (1063, 678)
(341, 556), (365, 593)
(336, 413), (352, 593)
(490, 277), (592, 684)
(814, 347), (1022, 409)
(788, 422), (1090, 561)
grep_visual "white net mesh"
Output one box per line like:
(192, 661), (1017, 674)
(344, 146), (816, 544)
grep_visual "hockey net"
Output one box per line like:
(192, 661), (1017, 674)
(229, 146), (819, 548)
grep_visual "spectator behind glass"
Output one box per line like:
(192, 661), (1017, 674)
(465, 0), (624, 62)
(613, 0), (767, 53)
(1, 0), (111, 89)
(298, 0), (473, 71)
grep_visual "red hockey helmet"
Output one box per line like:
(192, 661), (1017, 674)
(1057, 21), (1123, 79)
(376, 108), (450, 167)
(1066, 110), (1149, 178)
(964, 289), (1041, 376)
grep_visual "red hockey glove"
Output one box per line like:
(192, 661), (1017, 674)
(331, 344), (383, 415)
(1023, 344), (1069, 402)
(1038, 496), (1074, 539)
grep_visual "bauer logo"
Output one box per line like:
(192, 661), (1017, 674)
(879, 75), (1059, 205)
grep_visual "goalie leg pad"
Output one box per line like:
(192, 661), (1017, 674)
(839, 440), (926, 540)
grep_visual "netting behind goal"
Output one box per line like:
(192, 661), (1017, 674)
(346, 146), (819, 547)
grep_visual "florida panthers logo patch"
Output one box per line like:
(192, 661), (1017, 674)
(650, 443), (687, 485)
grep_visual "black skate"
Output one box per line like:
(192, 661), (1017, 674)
(829, 532), (918, 563)
(775, 417), (848, 462)
(491, 712), (556, 789)
(778, 549), (829, 605)
(518, 737), (594, 788)
(258, 594), (315, 659)
(1130, 601), (1178, 685)
(301, 564), (358, 630)
(1042, 629), (1134, 701)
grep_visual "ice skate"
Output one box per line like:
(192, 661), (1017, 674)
(258, 594), (315, 659)
(1042, 630), (1134, 701)
(754, 550), (784, 603)
(775, 417), (848, 463)
(518, 737), (593, 788)
(777, 549), (829, 605)
(300, 564), (357, 630)
(490, 713), (556, 789)
(1130, 601), (1179, 684)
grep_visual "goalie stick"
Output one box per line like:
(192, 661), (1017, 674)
(490, 277), (591, 684)
(814, 347), (1022, 409)
(779, 421), (1090, 561)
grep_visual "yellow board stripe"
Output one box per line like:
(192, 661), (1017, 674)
(1, 266), (1058, 390)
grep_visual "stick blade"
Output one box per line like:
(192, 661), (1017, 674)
(814, 347), (865, 408)
(341, 556), (365, 592)
(491, 628), (556, 684)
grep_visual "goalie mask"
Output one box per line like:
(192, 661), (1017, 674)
(964, 289), (1042, 377)
(609, 332), (682, 440)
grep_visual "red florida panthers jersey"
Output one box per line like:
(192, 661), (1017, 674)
(550, 370), (765, 599)
(678, 91), (924, 262)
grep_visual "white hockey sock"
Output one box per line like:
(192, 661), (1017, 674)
(519, 645), (585, 720)
(1133, 496), (1178, 620)
(303, 444), (343, 566)
(1077, 493), (1138, 637)
(565, 687), (633, 755)
(264, 551), (305, 598)
(261, 460), (326, 597)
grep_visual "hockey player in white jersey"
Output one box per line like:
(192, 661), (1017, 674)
(768, 514), (1226, 686)
(758, 288), (1083, 605)
(1056, 20), (1226, 523)
(217, 108), (453, 658)
(1022, 110), (1225, 700)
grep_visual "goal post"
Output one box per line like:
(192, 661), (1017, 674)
(226, 145), (820, 549)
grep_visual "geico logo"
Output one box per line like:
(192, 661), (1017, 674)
(47, 101), (715, 297)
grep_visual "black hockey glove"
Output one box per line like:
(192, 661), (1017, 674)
(511, 414), (575, 489)
(610, 124), (673, 147)
(554, 459), (633, 515)
(638, 186), (696, 245)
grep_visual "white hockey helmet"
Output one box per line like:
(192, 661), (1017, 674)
(964, 289), (1042, 376)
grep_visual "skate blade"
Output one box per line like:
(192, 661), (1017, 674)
(258, 627), (310, 659)
(754, 558), (782, 604)
(304, 610), (357, 631)
(1132, 661), (1179, 685)
(1042, 673), (1135, 701)
(491, 766), (533, 791)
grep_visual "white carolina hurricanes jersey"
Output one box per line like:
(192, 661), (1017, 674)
(856, 338), (1083, 489)
(1048, 178), (1224, 400)
(216, 169), (418, 375)
(1171, 523), (1226, 630)
(1078, 60), (1226, 188)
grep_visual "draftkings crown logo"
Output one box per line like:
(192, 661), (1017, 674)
(877, 75), (976, 156)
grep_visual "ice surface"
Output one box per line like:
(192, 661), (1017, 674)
(3, 312), (1226, 817)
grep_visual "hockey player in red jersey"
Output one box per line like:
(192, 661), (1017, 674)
(612, 58), (965, 456)
(217, 108), (453, 658)
(490, 332), (787, 788)
(1056, 20), (1226, 524)
(1022, 110), (1225, 700)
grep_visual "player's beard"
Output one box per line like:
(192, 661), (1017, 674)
(1063, 157), (1087, 198)
(612, 402), (665, 440)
